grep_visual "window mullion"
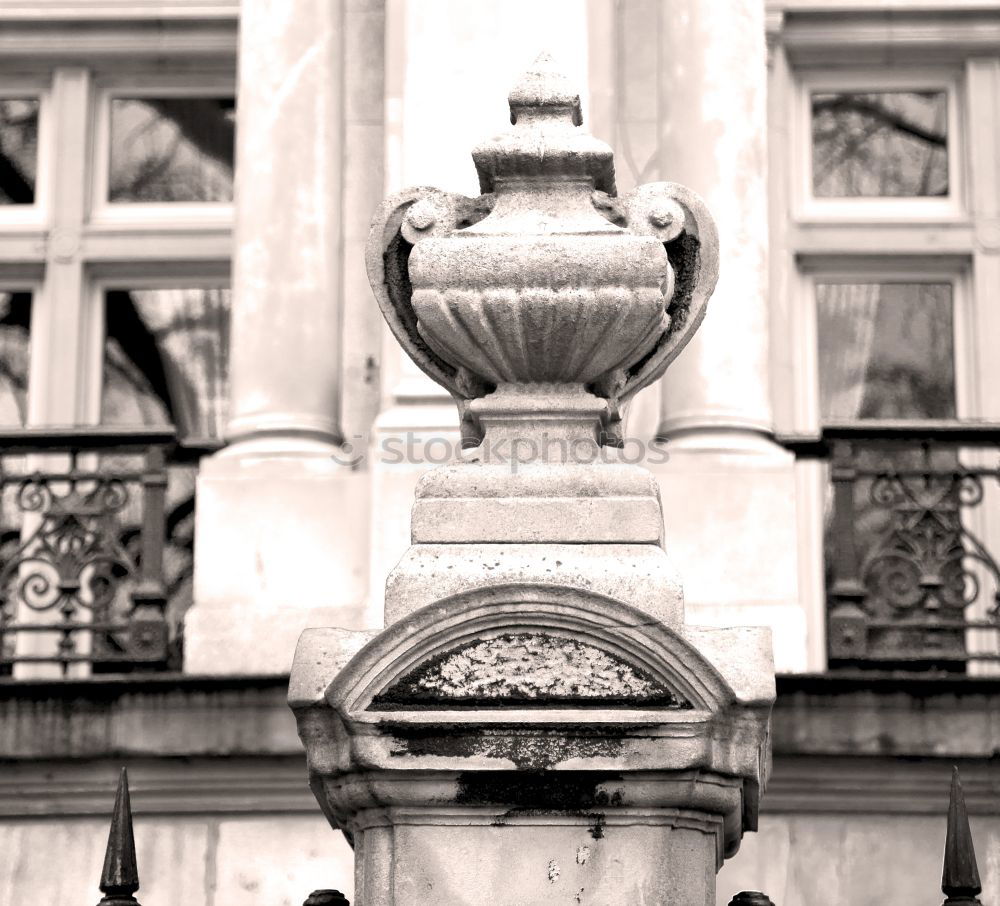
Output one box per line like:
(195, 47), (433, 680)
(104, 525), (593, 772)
(30, 65), (92, 426)
(966, 57), (1000, 421)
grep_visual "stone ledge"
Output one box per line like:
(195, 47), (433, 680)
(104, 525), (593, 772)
(0, 673), (300, 759)
(0, 752), (993, 821)
(0, 755), (316, 818)
(2, 672), (1000, 761)
(772, 672), (1000, 758)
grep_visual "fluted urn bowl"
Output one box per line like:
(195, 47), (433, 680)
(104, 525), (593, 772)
(408, 216), (674, 386)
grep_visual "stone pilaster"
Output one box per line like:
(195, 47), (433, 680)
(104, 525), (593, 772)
(186, 0), (384, 674)
(654, 0), (771, 446)
(633, 0), (806, 669)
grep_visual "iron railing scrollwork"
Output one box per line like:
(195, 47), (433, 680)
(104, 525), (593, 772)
(0, 427), (216, 675)
(795, 423), (1000, 670)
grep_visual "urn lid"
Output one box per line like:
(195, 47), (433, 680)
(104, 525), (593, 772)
(471, 52), (615, 195)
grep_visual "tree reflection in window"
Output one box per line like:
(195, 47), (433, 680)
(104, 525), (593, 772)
(817, 283), (955, 421)
(0, 291), (30, 426)
(0, 99), (39, 205)
(0, 291), (31, 662)
(109, 97), (235, 202)
(101, 288), (231, 664)
(812, 91), (948, 198)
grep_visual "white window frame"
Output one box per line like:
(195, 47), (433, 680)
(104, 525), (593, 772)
(90, 74), (236, 227)
(794, 67), (966, 223)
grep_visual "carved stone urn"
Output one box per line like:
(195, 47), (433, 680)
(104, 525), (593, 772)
(367, 52), (718, 448)
(290, 54), (772, 906)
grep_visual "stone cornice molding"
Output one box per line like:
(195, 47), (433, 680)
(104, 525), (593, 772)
(774, 6), (1000, 64)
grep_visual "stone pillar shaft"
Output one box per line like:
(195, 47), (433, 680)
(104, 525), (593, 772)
(656, 0), (771, 444)
(187, 0), (383, 676)
(226, 0), (345, 448)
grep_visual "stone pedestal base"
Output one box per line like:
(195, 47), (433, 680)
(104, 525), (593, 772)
(354, 807), (721, 905)
(187, 444), (373, 675)
(290, 585), (773, 906)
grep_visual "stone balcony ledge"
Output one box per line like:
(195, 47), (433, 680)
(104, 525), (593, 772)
(2, 672), (999, 761)
(0, 673), (997, 823)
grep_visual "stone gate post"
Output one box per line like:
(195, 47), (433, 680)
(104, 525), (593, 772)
(289, 53), (775, 905)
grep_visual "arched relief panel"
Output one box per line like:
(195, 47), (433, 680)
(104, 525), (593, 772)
(327, 584), (736, 722)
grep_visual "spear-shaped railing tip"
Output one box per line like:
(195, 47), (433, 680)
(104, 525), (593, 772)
(303, 890), (350, 906)
(729, 892), (775, 906)
(97, 768), (141, 906)
(942, 766), (982, 906)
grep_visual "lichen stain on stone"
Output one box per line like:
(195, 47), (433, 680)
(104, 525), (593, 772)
(384, 722), (631, 769)
(547, 860), (560, 883)
(576, 845), (590, 865)
(628, 231), (701, 381)
(371, 632), (689, 709)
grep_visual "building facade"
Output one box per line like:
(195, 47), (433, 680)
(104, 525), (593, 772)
(1, 1), (999, 904)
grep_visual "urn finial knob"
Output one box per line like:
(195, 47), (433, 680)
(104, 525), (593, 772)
(507, 51), (583, 126)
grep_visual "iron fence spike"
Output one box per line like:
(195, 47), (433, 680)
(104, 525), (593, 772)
(729, 893), (775, 906)
(303, 890), (350, 906)
(97, 767), (140, 906)
(942, 766), (982, 905)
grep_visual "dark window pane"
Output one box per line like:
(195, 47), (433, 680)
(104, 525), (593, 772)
(0, 99), (39, 205)
(0, 290), (31, 622)
(812, 91), (948, 198)
(816, 282), (955, 421)
(0, 291), (31, 425)
(97, 286), (230, 666)
(109, 97), (235, 202)
(101, 287), (231, 440)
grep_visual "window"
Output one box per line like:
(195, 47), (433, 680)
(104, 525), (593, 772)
(0, 290), (31, 426)
(770, 12), (1000, 672)
(0, 98), (40, 205)
(811, 91), (949, 199)
(793, 70), (963, 221)
(0, 47), (236, 675)
(107, 96), (235, 204)
(815, 281), (956, 421)
(101, 286), (232, 441)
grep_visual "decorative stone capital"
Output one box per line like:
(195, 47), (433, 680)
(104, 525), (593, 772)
(366, 53), (718, 449)
(292, 584), (774, 858)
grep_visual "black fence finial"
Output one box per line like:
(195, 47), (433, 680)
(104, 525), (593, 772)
(97, 768), (141, 906)
(303, 891), (350, 906)
(942, 766), (982, 906)
(729, 893), (775, 906)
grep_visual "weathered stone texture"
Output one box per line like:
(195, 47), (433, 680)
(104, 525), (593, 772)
(374, 632), (688, 706)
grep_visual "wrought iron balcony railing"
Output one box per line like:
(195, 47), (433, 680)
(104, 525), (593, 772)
(0, 427), (217, 676)
(789, 422), (1000, 671)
